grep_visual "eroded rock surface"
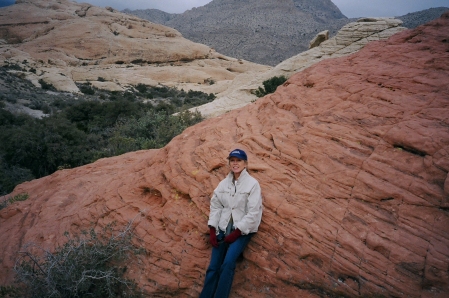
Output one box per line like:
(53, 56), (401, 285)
(1, 10), (449, 298)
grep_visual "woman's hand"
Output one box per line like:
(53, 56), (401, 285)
(224, 229), (241, 243)
(209, 226), (218, 248)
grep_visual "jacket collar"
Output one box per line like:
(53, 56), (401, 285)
(227, 168), (249, 182)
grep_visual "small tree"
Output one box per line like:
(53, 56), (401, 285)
(254, 75), (287, 97)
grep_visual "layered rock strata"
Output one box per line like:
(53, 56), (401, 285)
(1, 11), (448, 298)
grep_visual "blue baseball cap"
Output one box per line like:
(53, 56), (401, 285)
(228, 149), (247, 160)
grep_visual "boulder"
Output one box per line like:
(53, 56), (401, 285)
(309, 30), (329, 49)
(1, 11), (448, 298)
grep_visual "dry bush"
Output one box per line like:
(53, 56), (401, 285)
(14, 221), (145, 298)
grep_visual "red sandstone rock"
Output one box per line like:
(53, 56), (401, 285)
(1, 11), (449, 298)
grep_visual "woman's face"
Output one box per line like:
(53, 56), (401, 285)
(229, 157), (246, 177)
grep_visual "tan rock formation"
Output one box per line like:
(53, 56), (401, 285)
(309, 30), (329, 49)
(0, 0), (269, 93)
(195, 17), (407, 118)
(2, 0), (206, 64)
(1, 11), (449, 298)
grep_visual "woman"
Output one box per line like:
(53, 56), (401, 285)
(200, 149), (263, 298)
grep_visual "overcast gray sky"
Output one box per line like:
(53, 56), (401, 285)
(70, 0), (449, 17)
(1, 0), (448, 17)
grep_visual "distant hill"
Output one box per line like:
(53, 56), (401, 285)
(122, 8), (177, 25)
(124, 2), (449, 66)
(396, 7), (449, 28)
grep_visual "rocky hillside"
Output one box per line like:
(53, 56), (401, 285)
(126, 0), (351, 66)
(1, 11), (448, 298)
(124, 3), (449, 66)
(0, 0), (269, 94)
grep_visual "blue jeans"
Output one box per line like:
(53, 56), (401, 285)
(200, 231), (254, 298)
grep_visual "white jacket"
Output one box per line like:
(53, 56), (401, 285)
(207, 168), (263, 235)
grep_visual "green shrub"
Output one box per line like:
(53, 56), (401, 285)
(131, 59), (144, 64)
(0, 193), (29, 210)
(0, 113), (94, 179)
(135, 84), (147, 94)
(112, 109), (203, 150)
(41, 103), (51, 114)
(0, 77), (210, 193)
(4, 94), (17, 104)
(123, 91), (135, 101)
(51, 98), (69, 109)
(9, 193), (29, 203)
(181, 91), (215, 109)
(0, 166), (34, 196)
(2, 63), (23, 71)
(171, 97), (183, 107)
(155, 102), (175, 114)
(38, 79), (55, 91)
(14, 222), (144, 298)
(65, 100), (146, 131)
(254, 75), (287, 97)
(78, 83), (95, 95)
(107, 135), (138, 156)
(109, 91), (121, 101)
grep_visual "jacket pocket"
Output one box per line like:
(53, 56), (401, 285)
(236, 191), (250, 208)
